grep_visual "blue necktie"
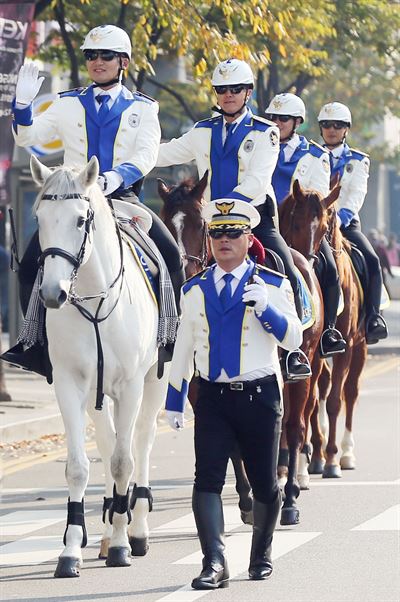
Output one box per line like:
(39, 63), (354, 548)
(96, 94), (111, 121)
(220, 273), (234, 309)
(279, 143), (287, 163)
(224, 123), (232, 148)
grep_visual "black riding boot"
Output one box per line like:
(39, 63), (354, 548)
(365, 273), (388, 344)
(191, 489), (229, 590)
(320, 281), (346, 357)
(248, 493), (281, 580)
(1, 338), (53, 384)
(281, 292), (312, 381)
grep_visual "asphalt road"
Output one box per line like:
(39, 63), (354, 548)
(1, 354), (399, 602)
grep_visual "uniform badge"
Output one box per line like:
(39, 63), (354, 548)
(215, 201), (235, 215)
(286, 289), (295, 305)
(322, 157), (330, 172)
(363, 159), (370, 173)
(128, 113), (140, 128)
(346, 163), (353, 173)
(269, 130), (278, 147)
(298, 164), (307, 176)
(272, 99), (283, 111)
(244, 140), (254, 152)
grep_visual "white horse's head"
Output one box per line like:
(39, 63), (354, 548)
(31, 155), (99, 308)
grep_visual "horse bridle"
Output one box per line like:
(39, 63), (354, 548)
(182, 222), (209, 270)
(37, 193), (125, 411)
(281, 197), (320, 263)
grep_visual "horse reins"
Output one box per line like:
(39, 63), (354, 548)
(182, 222), (209, 269)
(281, 197), (320, 263)
(38, 193), (125, 410)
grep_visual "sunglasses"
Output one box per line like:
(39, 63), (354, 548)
(319, 120), (348, 130)
(265, 114), (294, 123)
(214, 85), (247, 95)
(84, 50), (120, 62)
(209, 229), (248, 239)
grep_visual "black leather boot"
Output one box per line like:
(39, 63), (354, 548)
(280, 349), (312, 382)
(191, 489), (229, 590)
(248, 493), (281, 580)
(320, 325), (347, 357)
(365, 312), (388, 344)
(1, 341), (53, 384)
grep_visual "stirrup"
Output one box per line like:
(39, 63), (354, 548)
(319, 327), (347, 358)
(281, 349), (312, 382)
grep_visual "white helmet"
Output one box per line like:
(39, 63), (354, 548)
(265, 93), (306, 122)
(318, 102), (352, 126)
(211, 59), (254, 87)
(80, 25), (132, 60)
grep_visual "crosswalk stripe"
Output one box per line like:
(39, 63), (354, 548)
(0, 534), (100, 567)
(0, 510), (68, 537)
(351, 504), (400, 531)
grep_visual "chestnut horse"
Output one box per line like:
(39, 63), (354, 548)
(308, 204), (367, 477)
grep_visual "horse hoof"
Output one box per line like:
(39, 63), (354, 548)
(240, 509), (253, 525)
(98, 538), (110, 559)
(129, 536), (149, 556)
(54, 556), (81, 578)
(280, 507), (300, 526)
(308, 458), (326, 474)
(340, 455), (356, 470)
(323, 464), (342, 478)
(106, 546), (131, 567)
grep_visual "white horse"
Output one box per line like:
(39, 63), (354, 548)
(30, 154), (169, 577)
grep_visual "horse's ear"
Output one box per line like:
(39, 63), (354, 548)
(322, 182), (341, 210)
(191, 170), (208, 200)
(157, 178), (170, 202)
(30, 154), (52, 185)
(78, 156), (99, 189)
(292, 179), (306, 202)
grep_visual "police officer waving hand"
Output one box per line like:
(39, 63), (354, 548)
(165, 200), (302, 590)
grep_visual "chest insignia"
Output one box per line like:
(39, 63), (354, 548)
(345, 163), (353, 173)
(269, 130), (279, 147)
(128, 113), (140, 128)
(244, 139), (254, 152)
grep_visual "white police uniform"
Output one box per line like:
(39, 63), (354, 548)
(165, 259), (302, 413)
(157, 108), (279, 210)
(272, 134), (330, 205)
(329, 142), (369, 227)
(12, 84), (160, 188)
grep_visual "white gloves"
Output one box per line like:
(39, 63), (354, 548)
(15, 63), (44, 105)
(97, 171), (123, 196)
(166, 410), (184, 431)
(242, 274), (269, 313)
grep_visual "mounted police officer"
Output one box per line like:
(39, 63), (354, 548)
(157, 58), (308, 380)
(318, 102), (388, 343)
(165, 199), (302, 589)
(2, 24), (184, 376)
(265, 93), (346, 357)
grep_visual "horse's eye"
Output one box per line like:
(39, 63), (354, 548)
(77, 216), (85, 229)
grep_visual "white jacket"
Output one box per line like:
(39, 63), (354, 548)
(330, 143), (370, 226)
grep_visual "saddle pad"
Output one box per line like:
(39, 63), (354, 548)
(112, 198), (153, 233)
(123, 235), (158, 307)
(295, 267), (315, 331)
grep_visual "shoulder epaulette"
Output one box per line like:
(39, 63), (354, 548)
(349, 147), (369, 159)
(133, 90), (157, 104)
(256, 264), (287, 278)
(59, 87), (86, 98)
(195, 116), (220, 128)
(310, 139), (327, 153)
(182, 267), (210, 292)
(252, 114), (272, 126)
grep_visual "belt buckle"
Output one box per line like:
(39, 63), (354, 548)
(229, 382), (244, 391)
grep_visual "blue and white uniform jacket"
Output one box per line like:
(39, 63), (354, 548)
(272, 136), (330, 205)
(157, 109), (280, 208)
(12, 84), (161, 189)
(165, 260), (302, 413)
(328, 142), (370, 227)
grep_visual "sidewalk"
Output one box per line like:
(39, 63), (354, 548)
(0, 301), (398, 445)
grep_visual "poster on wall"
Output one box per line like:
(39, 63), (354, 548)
(0, 1), (35, 205)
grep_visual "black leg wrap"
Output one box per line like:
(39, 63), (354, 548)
(63, 498), (87, 548)
(130, 483), (153, 512)
(102, 497), (113, 524)
(278, 448), (289, 467)
(109, 485), (131, 525)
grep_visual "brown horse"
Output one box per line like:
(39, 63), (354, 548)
(277, 180), (341, 524)
(308, 204), (367, 478)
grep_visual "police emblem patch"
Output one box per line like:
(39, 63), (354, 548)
(269, 130), (278, 147)
(215, 201), (235, 215)
(128, 113), (140, 128)
(272, 99), (283, 111)
(244, 140), (254, 152)
(346, 163), (353, 173)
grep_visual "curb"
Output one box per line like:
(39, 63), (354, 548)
(0, 412), (64, 445)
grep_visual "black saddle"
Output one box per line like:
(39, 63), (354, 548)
(348, 243), (369, 294)
(265, 248), (285, 275)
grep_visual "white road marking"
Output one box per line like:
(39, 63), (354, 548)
(352, 505), (400, 531)
(0, 534), (100, 566)
(0, 510), (68, 536)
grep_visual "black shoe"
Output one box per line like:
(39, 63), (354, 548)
(320, 327), (347, 357)
(281, 350), (312, 382)
(191, 563), (229, 590)
(249, 562), (273, 580)
(0, 342), (53, 383)
(366, 314), (388, 344)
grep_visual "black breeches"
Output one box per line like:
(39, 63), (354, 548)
(252, 206), (299, 299)
(194, 379), (282, 504)
(320, 237), (339, 288)
(342, 221), (383, 312)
